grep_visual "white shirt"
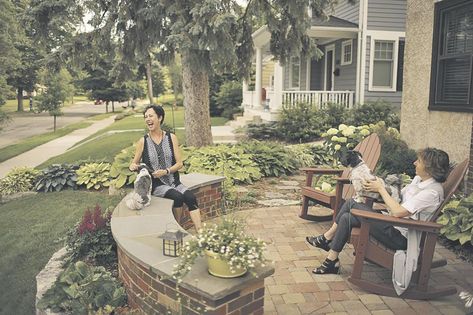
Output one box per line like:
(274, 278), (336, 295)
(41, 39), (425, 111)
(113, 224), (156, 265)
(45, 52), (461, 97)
(395, 176), (444, 237)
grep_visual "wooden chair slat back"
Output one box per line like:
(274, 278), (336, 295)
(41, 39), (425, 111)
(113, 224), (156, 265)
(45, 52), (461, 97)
(341, 133), (381, 200)
(430, 159), (469, 222)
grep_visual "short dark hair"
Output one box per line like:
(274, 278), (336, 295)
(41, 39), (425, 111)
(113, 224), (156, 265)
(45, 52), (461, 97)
(417, 148), (450, 182)
(143, 105), (165, 125)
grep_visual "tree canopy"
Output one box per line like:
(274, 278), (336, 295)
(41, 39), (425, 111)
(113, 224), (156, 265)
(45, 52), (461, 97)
(19, 0), (342, 146)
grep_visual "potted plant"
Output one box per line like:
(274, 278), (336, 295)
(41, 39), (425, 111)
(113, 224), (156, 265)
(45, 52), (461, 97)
(172, 215), (268, 282)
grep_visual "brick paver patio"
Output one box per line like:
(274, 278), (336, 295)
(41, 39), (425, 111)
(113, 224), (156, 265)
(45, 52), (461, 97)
(243, 205), (473, 315)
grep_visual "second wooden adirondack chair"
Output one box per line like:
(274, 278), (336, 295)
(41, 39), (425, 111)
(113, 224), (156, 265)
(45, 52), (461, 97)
(300, 133), (381, 222)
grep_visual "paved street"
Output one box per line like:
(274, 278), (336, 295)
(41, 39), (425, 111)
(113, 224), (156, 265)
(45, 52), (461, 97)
(0, 101), (119, 149)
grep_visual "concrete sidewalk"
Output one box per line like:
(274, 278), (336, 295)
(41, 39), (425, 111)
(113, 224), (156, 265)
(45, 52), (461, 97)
(0, 115), (116, 177)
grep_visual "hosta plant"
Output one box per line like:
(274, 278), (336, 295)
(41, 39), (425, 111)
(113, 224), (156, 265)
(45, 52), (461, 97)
(76, 162), (111, 190)
(438, 195), (473, 245)
(236, 140), (299, 177)
(110, 145), (136, 188)
(37, 261), (126, 314)
(35, 164), (79, 192)
(0, 167), (39, 195)
(184, 144), (261, 185)
(172, 215), (268, 282)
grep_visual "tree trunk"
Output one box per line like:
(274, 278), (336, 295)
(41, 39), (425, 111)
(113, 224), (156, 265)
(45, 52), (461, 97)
(53, 115), (56, 132)
(112, 101), (115, 112)
(181, 50), (213, 147)
(106, 101), (109, 113)
(17, 87), (24, 112)
(146, 60), (154, 105)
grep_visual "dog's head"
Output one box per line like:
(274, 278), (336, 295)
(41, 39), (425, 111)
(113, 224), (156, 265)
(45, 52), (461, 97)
(137, 163), (153, 175)
(340, 150), (363, 168)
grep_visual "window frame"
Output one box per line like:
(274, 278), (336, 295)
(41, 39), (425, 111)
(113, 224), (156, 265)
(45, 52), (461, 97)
(289, 56), (301, 89)
(429, 0), (473, 112)
(341, 39), (353, 66)
(368, 36), (399, 92)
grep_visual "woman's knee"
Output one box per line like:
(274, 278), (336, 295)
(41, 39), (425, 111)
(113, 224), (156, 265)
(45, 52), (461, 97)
(183, 190), (199, 211)
(164, 189), (185, 207)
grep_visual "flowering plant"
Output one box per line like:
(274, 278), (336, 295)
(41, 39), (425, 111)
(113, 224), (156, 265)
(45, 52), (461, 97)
(172, 215), (268, 282)
(322, 124), (371, 159)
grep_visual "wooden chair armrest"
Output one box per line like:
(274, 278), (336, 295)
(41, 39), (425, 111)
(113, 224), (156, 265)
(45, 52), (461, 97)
(300, 167), (344, 176)
(335, 177), (351, 184)
(351, 209), (442, 233)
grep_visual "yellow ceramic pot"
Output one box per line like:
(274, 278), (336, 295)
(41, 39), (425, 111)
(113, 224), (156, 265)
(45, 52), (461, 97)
(204, 249), (247, 278)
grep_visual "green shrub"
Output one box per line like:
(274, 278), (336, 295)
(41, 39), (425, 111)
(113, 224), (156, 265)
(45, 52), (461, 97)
(76, 162), (111, 190)
(309, 144), (333, 166)
(37, 261), (126, 314)
(237, 141), (299, 177)
(246, 121), (281, 141)
(110, 145), (137, 188)
(348, 100), (400, 129)
(35, 164), (79, 192)
(321, 103), (350, 129)
(213, 81), (243, 119)
(371, 122), (416, 177)
(184, 145), (261, 185)
(286, 144), (316, 168)
(438, 196), (473, 246)
(279, 102), (328, 143)
(0, 167), (40, 195)
(64, 205), (116, 267)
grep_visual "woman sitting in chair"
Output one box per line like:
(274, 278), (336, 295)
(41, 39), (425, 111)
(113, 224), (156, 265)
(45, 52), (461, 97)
(306, 147), (450, 274)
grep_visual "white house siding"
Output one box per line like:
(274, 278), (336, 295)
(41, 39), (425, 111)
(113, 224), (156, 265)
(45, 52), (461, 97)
(333, 0), (359, 24)
(367, 0), (407, 32)
(364, 35), (403, 108)
(333, 39), (358, 93)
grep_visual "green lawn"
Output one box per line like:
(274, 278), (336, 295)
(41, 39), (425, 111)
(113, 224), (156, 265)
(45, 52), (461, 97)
(0, 190), (122, 315)
(0, 121), (93, 163)
(39, 131), (145, 168)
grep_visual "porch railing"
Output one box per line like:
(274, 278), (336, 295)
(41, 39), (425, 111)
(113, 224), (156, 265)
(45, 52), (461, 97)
(282, 90), (354, 109)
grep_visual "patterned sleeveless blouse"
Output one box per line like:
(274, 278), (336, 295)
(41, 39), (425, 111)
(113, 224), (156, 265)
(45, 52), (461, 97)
(141, 132), (187, 197)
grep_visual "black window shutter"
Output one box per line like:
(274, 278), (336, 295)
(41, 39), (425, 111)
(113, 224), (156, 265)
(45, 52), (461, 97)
(397, 40), (405, 92)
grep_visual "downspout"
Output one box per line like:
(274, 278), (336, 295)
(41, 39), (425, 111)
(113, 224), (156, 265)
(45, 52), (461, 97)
(359, 0), (369, 104)
(355, 0), (364, 105)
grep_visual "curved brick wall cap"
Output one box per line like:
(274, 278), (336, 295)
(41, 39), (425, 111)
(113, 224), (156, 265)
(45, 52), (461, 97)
(111, 173), (274, 304)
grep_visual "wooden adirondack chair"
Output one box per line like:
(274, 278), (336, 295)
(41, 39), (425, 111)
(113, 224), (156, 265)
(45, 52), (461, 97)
(300, 133), (381, 221)
(348, 159), (469, 300)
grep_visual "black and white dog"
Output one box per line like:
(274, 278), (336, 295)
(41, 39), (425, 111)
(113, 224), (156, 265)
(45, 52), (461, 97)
(126, 164), (153, 210)
(340, 150), (402, 203)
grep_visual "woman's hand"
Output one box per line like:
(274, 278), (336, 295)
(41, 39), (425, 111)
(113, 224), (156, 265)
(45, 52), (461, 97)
(129, 163), (139, 171)
(362, 178), (384, 193)
(152, 169), (168, 178)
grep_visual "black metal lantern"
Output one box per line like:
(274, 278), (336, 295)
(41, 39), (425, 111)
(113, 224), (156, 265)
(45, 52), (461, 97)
(158, 229), (187, 257)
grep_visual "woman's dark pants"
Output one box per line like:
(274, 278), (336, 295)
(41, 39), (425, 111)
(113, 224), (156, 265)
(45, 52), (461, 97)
(329, 199), (407, 253)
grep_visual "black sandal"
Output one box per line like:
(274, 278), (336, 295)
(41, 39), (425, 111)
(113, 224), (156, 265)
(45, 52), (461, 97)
(312, 258), (340, 275)
(306, 234), (331, 251)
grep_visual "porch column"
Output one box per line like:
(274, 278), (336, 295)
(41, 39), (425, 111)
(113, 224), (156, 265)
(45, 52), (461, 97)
(272, 61), (284, 112)
(255, 47), (263, 108)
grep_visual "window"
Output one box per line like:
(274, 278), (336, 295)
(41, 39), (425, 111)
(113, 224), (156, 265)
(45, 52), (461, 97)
(430, 0), (473, 112)
(289, 56), (300, 89)
(341, 40), (353, 65)
(371, 40), (396, 90)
